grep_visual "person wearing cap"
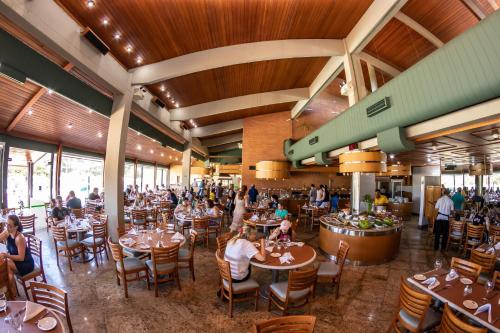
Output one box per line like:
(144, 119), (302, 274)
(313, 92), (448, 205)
(269, 220), (293, 242)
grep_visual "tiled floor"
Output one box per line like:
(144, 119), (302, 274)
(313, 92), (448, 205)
(19, 217), (447, 333)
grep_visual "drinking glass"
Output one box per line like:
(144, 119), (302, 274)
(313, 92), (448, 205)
(463, 285), (473, 297)
(0, 293), (6, 312)
(434, 258), (443, 271)
(484, 280), (495, 300)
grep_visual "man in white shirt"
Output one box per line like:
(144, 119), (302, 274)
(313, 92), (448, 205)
(315, 186), (325, 206)
(224, 228), (266, 282)
(434, 188), (454, 251)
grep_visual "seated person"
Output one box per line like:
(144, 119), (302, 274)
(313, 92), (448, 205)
(274, 203), (288, 219)
(472, 207), (489, 242)
(374, 190), (389, 206)
(133, 193), (145, 208)
(269, 220), (293, 242)
(319, 200), (330, 209)
(52, 196), (70, 224)
(88, 187), (100, 201)
(209, 189), (216, 201)
(174, 200), (191, 215)
(268, 195), (279, 209)
(0, 215), (35, 293)
(66, 191), (82, 209)
(224, 226), (266, 283)
(206, 199), (220, 226)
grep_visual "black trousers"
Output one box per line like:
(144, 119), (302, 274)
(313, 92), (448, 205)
(434, 218), (449, 251)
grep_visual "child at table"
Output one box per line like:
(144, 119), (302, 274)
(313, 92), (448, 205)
(269, 220), (293, 242)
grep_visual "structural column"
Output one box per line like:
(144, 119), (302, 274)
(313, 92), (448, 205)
(181, 144), (192, 189)
(1, 142), (9, 208)
(104, 90), (133, 240)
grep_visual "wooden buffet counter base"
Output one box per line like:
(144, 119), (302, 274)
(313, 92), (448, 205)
(319, 217), (402, 266)
(388, 202), (413, 221)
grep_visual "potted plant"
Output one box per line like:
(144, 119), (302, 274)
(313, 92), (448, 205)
(363, 194), (373, 213)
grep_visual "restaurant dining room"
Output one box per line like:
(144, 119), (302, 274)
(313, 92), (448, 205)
(0, 0), (500, 332)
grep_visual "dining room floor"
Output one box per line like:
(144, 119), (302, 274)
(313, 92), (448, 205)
(22, 216), (451, 333)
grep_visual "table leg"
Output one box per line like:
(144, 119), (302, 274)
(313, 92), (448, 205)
(72, 231), (94, 263)
(259, 269), (280, 299)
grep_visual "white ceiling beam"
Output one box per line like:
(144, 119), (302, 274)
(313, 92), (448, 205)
(201, 133), (243, 147)
(0, 0), (130, 94)
(367, 62), (378, 92)
(291, 0), (407, 119)
(171, 88), (308, 121)
(460, 0), (487, 20)
(487, 0), (499, 10)
(131, 39), (344, 85)
(394, 12), (444, 48)
(358, 52), (402, 78)
(191, 119), (243, 138)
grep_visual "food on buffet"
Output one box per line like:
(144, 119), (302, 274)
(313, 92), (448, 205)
(322, 211), (400, 230)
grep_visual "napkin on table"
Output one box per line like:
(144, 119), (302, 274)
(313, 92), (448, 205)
(24, 301), (45, 322)
(474, 303), (492, 323)
(445, 269), (459, 281)
(171, 232), (185, 241)
(495, 242), (500, 250)
(265, 246), (274, 253)
(422, 277), (439, 290)
(487, 247), (495, 254)
(279, 252), (295, 264)
(129, 228), (138, 235)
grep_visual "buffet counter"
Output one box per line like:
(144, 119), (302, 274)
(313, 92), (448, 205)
(319, 215), (402, 266)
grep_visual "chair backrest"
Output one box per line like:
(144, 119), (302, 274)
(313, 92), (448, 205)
(131, 209), (147, 220)
(151, 244), (179, 272)
(52, 225), (68, 242)
(449, 220), (465, 235)
(336, 240), (350, 270)
(470, 249), (496, 275)
(0, 258), (13, 299)
(215, 250), (232, 289)
(19, 214), (35, 230)
(92, 221), (107, 240)
(450, 257), (482, 282)
(252, 315), (317, 333)
(438, 303), (486, 333)
(160, 200), (170, 209)
(494, 271), (500, 290)
(216, 233), (232, 254)
(286, 267), (318, 301)
(30, 282), (72, 332)
(188, 230), (197, 256)
(44, 203), (51, 217)
(107, 237), (124, 264)
(193, 216), (210, 230)
(27, 235), (43, 267)
(99, 214), (108, 224)
(490, 224), (500, 237)
(84, 203), (97, 215)
(71, 208), (84, 219)
(398, 277), (432, 330)
(243, 212), (254, 220)
(466, 224), (484, 240)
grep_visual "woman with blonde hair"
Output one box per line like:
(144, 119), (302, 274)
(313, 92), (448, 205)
(229, 185), (249, 232)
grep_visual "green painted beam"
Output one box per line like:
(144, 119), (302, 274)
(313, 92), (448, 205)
(284, 11), (500, 162)
(128, 114), (184, 152)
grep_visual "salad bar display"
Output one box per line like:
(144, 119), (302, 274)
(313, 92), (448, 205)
(319, 210), (403, 266)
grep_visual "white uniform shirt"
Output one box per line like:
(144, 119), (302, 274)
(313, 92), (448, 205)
(224, 239), (258, 280)
(316, 189), (325, 202)
(435, 196), (454, 220)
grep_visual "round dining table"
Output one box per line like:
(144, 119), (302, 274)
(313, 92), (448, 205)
(119, 229), (186, 253)
(0, 301), (66, 333)
(243, 218), (281, 236)
(61, 218), (93, 263)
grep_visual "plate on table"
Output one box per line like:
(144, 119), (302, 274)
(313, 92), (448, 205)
(460, 278), (473, 285)
(138, 243), (150, 250)
(172, 239), (181, 243)
(463, 300), (478, 310)
(297, 242), (304, 247)
(167, 231), (175, 234)
(38, 316), (58, 331)
(270, 253), (281, 258)
(413, 274), (427, 281)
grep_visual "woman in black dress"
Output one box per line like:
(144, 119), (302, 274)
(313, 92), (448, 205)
(0, 215), (35, 281)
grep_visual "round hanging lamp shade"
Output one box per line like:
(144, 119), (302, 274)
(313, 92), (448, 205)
(255, 161), (289, 179)
(469, 163), (492, 176)
(191, 166), (209, 176)
(339, 151), (387, 173)
(382, 164), (412, 177)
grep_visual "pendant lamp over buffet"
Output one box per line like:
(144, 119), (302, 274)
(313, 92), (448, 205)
(469, 162), (493, 176)
(339, 150), (387, 173)
(379, 164), (412, 177)
(255, 161), (290, 180)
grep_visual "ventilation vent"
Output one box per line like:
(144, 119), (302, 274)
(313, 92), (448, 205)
(152, 97), (166, 108)
(309, 136), (319, 145)
(366, 97), (391, 117)
(288, 149), (294, 155)
(81, 27), (110, 55)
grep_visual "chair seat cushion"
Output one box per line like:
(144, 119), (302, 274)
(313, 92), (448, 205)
(17, 264), (42, 280)
(146, 216), (156, 222)
(81, 237), (104, 247)
(178, 248), (191, 260)
(145, 260), (176, 273)
(269, 281), (311, 302)
(467, 238), (481, 245)
(132, 219), (146, 225)
(56, 239), (80, 249)
(317, 262), (340, 277)
(117, 257), (146, 273)
(222, 278), (259, 293)
(450, 231), (463, 238)
(399, 307), (442, 331)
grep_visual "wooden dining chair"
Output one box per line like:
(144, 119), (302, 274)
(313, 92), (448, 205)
(489, 224), (500, 238)
(84, 203), (97, 216)
(146, 207), (158, 228)
(470, 249), (496, 283)
(81, 221), (108, 267)
(19, 214), (36, 236)
(387, 277), (441, 333)
(70, 208), (84, 219)
(493, 271), (500, 290)
(146, 244), (181, 296)
(0, 258), (15, 300)
(297, 204), (307, 228)
(131, 209), (147, 229)
(193, 216), (210, 247)
(463, 224), (484, 255)
(437, 303), (486, 333)
(216, 232), (233, 255)
(268, 266), (319, 315)
(15, 235), (47, 300)
(52, 224), (84, 271)
(178, 229), (197, 281)
(446, 219), (465, 251)
(30, 282), (74, 333)
(208, 212), (223, 244)
(317, 240), (350, 298)
(252, 315), (317, 333)
(450, 257), (482, 282)
(44, 202), (52, 231)
(310, 207), (328, 231)
(215, 250), (259, 318)
(108, 237), (150, 298)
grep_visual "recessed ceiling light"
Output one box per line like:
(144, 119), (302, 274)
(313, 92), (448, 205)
(150, 149), (154, 154)
(432, 143), (437, 151)
(160, 86), (165, 92)
(137, 131), (141, 136)
(175, 157), (178, 161)
(193, 124), (197, 128)
(102, 18), (109, 26)
(427, 157), (432, 162)
(113, 32), (121, 40)
(27, 109), (33, 116)
(125, 45), (133, 53)
(97, 132), (103, 138)
(161, 153), (164, 157)
(137, 144), (142, 151)
(169, 155), (172, 159)
(166, 92), (171, 98)
(175, 102), (179, 108)
(88, 108), (93, 113)
(86, 0), (95, 8)
(48, 89), (53, 95)
(67, 122), (73, 129)
(136, 56), (143, 64)
(389, 154), (395, 159)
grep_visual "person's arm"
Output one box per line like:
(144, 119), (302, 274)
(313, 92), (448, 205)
(0, 229), (9, 242)
(268, 227), (280, 240)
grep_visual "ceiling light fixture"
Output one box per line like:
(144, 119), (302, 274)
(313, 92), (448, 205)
(175, 102), (179, 108)
(432, 143), (437, 151)
(175, 157), (178, 161)
(86, 0), (95, 8)
(125, 45), (133, 53)
(88, 108), (93, 114)
(150, 149), (154, 154)
(48, 89), (53, 95)
(160, 86), (165, 92)
(493, 129), (499, 140)
(67, 122), (73, 129)
(97, 132), (103, 138)
(161, 153), (164, 157)
(102, 18), (109, 26)
(136, 56), (143, 64)
(169, 155), (172, 159)
(389, 154), (395, 159)
(27, 109), (33, 116)
(137, 144), (142, 151)
(113, 32), (121, 40)
(137, 131), (141, 136)
(166, 92), (171, 98)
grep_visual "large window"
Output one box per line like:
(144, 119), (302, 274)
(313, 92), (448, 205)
(124, 161), (135, 190)
(441, 174), (454, 191)
(32, 153), (52, 204)
(157, 166), (168, 187)
(141, 164), (155, 191)
(60, 153), (104, 200)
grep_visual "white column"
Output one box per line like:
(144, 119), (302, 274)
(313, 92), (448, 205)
(367, 62), (378, 92)
(181, 144), (192, 188)
(104, 90), (133, 240)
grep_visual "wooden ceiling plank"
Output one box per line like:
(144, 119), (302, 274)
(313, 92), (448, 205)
(460, 0), (487, 19)
(394, 12), (444, 48)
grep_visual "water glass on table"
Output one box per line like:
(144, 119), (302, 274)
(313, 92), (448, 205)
(434, 258), (443, 271)
(483, 280), (495, 301)
(0, 293), (6, 312)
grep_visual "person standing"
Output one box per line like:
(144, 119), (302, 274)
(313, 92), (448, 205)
(330, 192), (340, 212)
(248, 184), (258, 204)
(227, 184), (236, 217)
(434, 189), (454, 251)
(315, 185), (325, 206)
(230, 185), (249, 232)
(451, 187), (465, 212)
(309, 184), (317, 205)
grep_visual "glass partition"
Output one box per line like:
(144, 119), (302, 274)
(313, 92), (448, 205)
(60, 153), (104, 201)
(124, 161), (135, 190)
